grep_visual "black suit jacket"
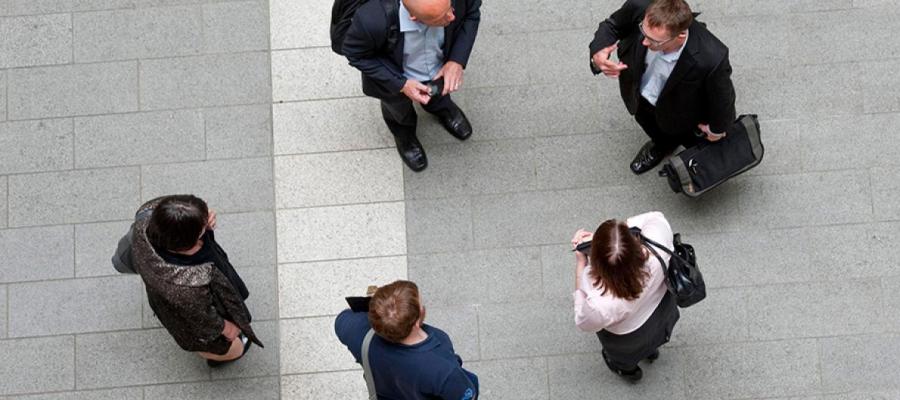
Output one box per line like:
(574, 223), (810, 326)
(590, 0), (736, 135)
(342, 0), (481, 99)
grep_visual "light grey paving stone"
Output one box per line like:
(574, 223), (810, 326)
(213, 211), (276, 268)
(74, 110), (205, 168)
(281, 371), (368, 400)
(279, 256), (407, 318)
(8, 62), (138, 120)
(8, 168), (139, 227)
(275, 149), (403, 208)
(208, 321), (278, 380)
(140, 52), (269, 110)
(73, 7), (202, 63)
(0, 336), (74, 396)
(272, 98), (393, 155)
(478, 300), (597, 359)
(75, 328), (208, 389)
(405, 197), (473, 255)
(790, 63), (865, 118)
(202, 1), (268, 53)
(277, 203), (405, 263)
(0, 119), (73, 175)
(853, 0), (898, 7)
(271, 48), (363, 102)
(745, 118), (802, 177)
(0, 225), (73, 283)
(465, 358), (548, 400)
(668, 286), (750, 347)
(861, 59), (900, 114)
(74, 220), (132, 278)
(280, 316), (359, 374)
(480, 0), (592, 36)
(721, 0), (851, 15)
(8, 276), (142, 337)
(548, 352), (688, 400)
(0, 285), (6, 338)
(0, 177), (5, 228)
(532, 132), (644, 191)
(822, 391), (900, 400)
(204, 104), (272, 159)
(540, 244), (575, 302)
(0, 14), (72, 68)
(707, 14), (791, 69)
(141, 158), (273, 214)
(408, 247), (542, 307)
(145, 377), (278, 400)
(789, 8), (900, 67)
(820, 334), (900, 392)
(0, 71), (6, 121)
(801, 113), (900, 172)
(0, 387), (143, 400)
(881, 275), (900, 332)
(425, 304), (480, 362)
(237, 265), (278, 322)
(872, 166), (900, 220)
(270, 0), (330, 49)
(5, 0), (261, 15)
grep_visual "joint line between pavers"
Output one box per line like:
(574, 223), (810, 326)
(69, 118), (76, 169)
(136, 60), (142, 112)
(3, 101), (271, 124)
(69, 12), (75, 65)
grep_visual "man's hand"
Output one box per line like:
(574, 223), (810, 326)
(591, 44), (628, 78)
(698, 123), (727, 142)
(222, 320), (241, 341)
(433, 61), (464, 96)
(401, 79), (432, 105)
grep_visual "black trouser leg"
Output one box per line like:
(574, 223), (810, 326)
(634, 97), (680, 153)
(380, 94), (418, 143)
(421, 87), (456, 118)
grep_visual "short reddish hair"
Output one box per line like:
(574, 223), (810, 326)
(588, 220), (649, 300)
(645, 0), (693, 35)
(368, 280), (421, 343)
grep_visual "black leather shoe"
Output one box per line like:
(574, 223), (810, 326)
(630, 141), (666, 175)
(602, 350), (643, 383)
(646, 350), (660, 363)
(438, 107), (472, 140)
(396, 137), (428, 172)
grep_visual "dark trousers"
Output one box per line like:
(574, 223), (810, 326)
(634, 96), (701, 153)
(597, 291), (679, 371)
(380, 82), (456, 142)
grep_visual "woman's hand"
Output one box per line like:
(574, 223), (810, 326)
(571, 229), (593, 249)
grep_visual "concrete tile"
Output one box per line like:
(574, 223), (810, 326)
(204, 104), (272, 160)
(141, 158), (273, 214)
(281, 371), (368, 400)
(820, 334), (900, 392)
(409, 247), (543, 307)
(213, 211), (276, 268)
(279, 256), (407, 318)
(272, 98), (393, 155)
(74, 110), (205, 168)
(280, 316), (359, 374)
(533, 132), (643, 191)
(270, 0), (330, 49)
(73, 7), (202, 63)
(3, 0), (261, 15)
(238, 265), (278, 322)
(872, 166), (900, 220)
(8, 167), (140, 227)
(862, 59), (900, 114)
(209, 321), (278, 379)
(277, 203), (405, 263)
(790, 64), (865, 117)
(426, 305), (480, 362)
(202, 1), (268, 53)
(0, 225), (74, 283)
(75, 328), (208, 389)
(8, 61), (138, 120)
(548, 352), (687, 400)
(405, 197), (473, 255)
(853, 0), (898, 7)
(822, 391), (900, 400)
(0, 14), (72, 68)
(540, 244), (576, 302)
(74, 220), (133, 277)
(0, 119), (73, 175)
(480, 0), (592, 35)
(0, 388), (142, 400)
(0, 285), (5, 338)
(790, 8), (900, 66)
(668, 286), (750, 347)
(271, 48), (362, 102)
(0, 177), (5, 229)
(881, 275), (900, 332)
(466, 357), (548, 400)
(744, 118), (802, 177)
(706, 14), (791, 69)
(0, 336), (74, 396)
(680, 339), (820, 399)
(275, 149), (403, 208)
(801, 113), (900, 172)
(0, 71), (6, 121)
(145, 377), (279, 400)
(478, 300), (597, 359)
(8, 276), (143, 337)
(140, 52), (269, 110)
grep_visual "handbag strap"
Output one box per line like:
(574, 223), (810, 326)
(640, 234), (691, 267)
(642, 237), (670, 276)
(362, 329), (377, 400)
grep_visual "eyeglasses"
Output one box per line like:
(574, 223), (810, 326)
(638, 22), (677, 47)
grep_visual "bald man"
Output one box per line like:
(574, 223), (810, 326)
(342, 0), (482, 172)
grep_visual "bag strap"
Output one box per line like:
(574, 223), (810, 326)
(362, 329), (377, 400)
(642, 237), (670, 276)
(640, 234), (692, 268)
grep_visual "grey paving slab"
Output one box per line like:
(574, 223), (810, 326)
(862, 59), (900, 114)
(540, 244), (577, 302)
(8, 167), (139, 227)
(281, 371), (368, 400)
(74, 220), (131, 277)
(0, 177), (5, 229)
(405, 197), (473, 255)
(271, 48), (362, 102)
(145, 377), (278, 400)
(73, 6), (202, 63)
(0, 71), (6, 121)
(8, 276), (142, 337)
(480, 0), (592, 36)
(204, 104), (273, 160)
(7, 61), (138, 120)
(668, 286), (750, 347)
(820, 334), (900, 392)
(547, 352), (688, 400)
(744, 119), (803, 177)
(0, 119), (73, 175)
(0, 388), (142, 400)
(74, 110), (205, 168)
(789, 8), (900, 66)
(854, 0), (898, 7)
(280, 316), (359, 374)
(0, 225), (73, 283)
(465, 357), (549, 400)
(4, 0), (260, 15)
(801, 113), (900, 172)
(141, 157), (273, 214)
(707, 13), (792, 69)
(237, 265), (278, 322)
(0, 14), (72, 68)
(272, 98), (393, 155)
(0, 336), (74, 396)
(871, 166), (900, 220)
(75, 328), (209, 389)
(882, 275), (900, 332)
(213, 211), (276, 268)
(722, 0), (851, 15)
(202, 1), (269, 53)
(0, 285), (6, 338)
(208, 320), (278, 379)
(532, 132), (645, 192)
(269, 0), (330, 50)
(426, 304), (480, 362)
(478, 299), (597, 359)
(140, 52), (269, 110)
(822, 391), (900, 400)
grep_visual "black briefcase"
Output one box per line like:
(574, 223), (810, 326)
(659, 114), (763, 197)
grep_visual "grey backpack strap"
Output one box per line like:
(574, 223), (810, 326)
(362, 329), (377, 400)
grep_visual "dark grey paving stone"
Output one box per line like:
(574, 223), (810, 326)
(532, 132), (644, 191)
(74, 110), (205, 168)
(822, 391), (900, 400)
(0, 177), (5, 228)
(141, 158), (273, 214)
(0, 387), (142, 400)
(871, 166), (900, 220)
(669, 286), (751, 347)
(0, 285), (6, 338)
(426, 305), (480, 362)
(0, 71), (6, 121)
(4, 0), (260, 15)
(8, 168), (140, 227)
(208, 320), (278, 380)
(861, 59), (900, 114)
(465, 357), (549, 400)
(0, 336), (74, 396)
(718, 0), (850, 15)
(73, 6), (202, 63)
(74, 220), (132, 278)
(75, 328), (209, 389)
(801, 113), (900, 172)
(405, 197), (474, 255)
(213, 211), (276, 268)
(479, 0), (592, 36)
(478, 299), (597, 359)
(145, 377), (278, 400)
(0, 14), (72, 68)
(744, 118), (803, 177)
(789, 8), (900, 66)
(465, 29), (589, 89)
(281, 371), (368, 400)
(0, 119), (73, 175)
(0, 225), (73, 283)
(204, 104), (272, 160)
(202, 1), (269, 53)
(707, 13), (792, 69)
(240, 265), (278, 322)
(881, 275), (900, 332)
(548, 352), (688, 400)
(820, 334), (900, 392)
(540, 244), (576, 302)
(8, 62), (138, 120)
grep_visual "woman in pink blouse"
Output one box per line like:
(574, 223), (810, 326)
(571, 211), (679, 383)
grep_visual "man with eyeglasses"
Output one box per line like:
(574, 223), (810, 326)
(342, 0), (481, 172)
(590, 0), (736, 175)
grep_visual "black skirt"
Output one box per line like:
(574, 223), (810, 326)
(596, 290), (680, 369)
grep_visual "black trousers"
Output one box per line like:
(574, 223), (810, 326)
(597, 290), (679, 371)
(634, 96), (702, 153)
(380, 81), (456, 142)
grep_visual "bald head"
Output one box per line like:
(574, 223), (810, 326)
(403, 0), (455, 27)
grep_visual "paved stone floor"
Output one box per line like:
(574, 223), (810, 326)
(1, 0), (900, 398)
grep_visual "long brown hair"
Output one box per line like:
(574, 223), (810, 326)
(588, 219), (649, 300)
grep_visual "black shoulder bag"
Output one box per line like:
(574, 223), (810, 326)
(639, 233), (706, 308)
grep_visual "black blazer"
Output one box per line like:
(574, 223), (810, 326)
(342, 0), (481, 99)
(589, 0), (736, 135)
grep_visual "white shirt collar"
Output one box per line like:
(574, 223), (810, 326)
(659, 30), (688, 62)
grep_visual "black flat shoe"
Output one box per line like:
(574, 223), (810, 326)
(207, 334), (251, 368)
(646, 349), (660, 363)
(438, 107), (472, 141)
(396, 137), (428, 172)
(630, 141), (666, 175)
(602, 350), (643, 383)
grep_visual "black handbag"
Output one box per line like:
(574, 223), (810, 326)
(640, 233), (706, 308)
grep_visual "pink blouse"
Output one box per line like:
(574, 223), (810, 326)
(572, 212), (674, 335)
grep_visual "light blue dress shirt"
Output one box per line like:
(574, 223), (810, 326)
(640, 31), (688, 106)
(399, 1), (445, 82)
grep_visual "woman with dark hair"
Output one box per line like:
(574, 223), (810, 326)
(132, 195), (263, 366)
(570, 211), (679, 382)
